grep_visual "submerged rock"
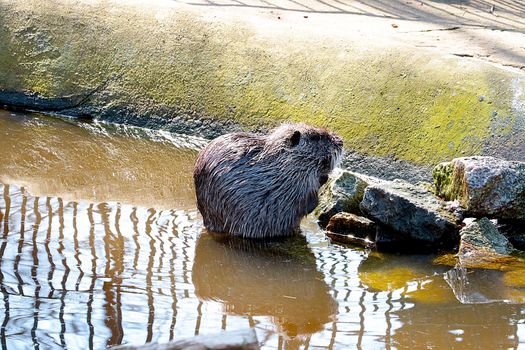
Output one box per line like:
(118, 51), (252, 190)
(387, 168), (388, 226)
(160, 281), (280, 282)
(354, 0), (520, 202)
(360, 180), (459, 250)
(326, 212), (376, 236)
(325, 231), (374, 248)
(325, 212), (376, 248)
(444, 267), (525, 304)
(358, 253), (449, 292)
(433, 157), (525, 219)
(315, 170), (379, 226)
(457, 217), (514, 268)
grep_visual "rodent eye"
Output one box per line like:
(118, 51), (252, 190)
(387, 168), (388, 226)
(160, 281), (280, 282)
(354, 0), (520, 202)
(321, 156), (331, 169)
(320, 174), (329, 186)
(289, 130), (301, 147)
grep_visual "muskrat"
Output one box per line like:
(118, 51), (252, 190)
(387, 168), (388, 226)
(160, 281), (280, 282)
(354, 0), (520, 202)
(193, 123), (343, 238)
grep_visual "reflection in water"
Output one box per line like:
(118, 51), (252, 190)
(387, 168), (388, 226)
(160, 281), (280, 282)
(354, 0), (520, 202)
(0, 110), (202, 210)
(0, 183), (360, 349)
(392, 295), (524, 349)
(445, 267), (525, 304)
(192, 234), (337, 340)
(2, 110), (525, 349)
(0, 184), (201, 349)
(358, 253), (450, 293)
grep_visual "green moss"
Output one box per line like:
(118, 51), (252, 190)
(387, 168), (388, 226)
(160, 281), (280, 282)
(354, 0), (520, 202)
(433, 162), (454, 199)
(0, 0), (520, 165)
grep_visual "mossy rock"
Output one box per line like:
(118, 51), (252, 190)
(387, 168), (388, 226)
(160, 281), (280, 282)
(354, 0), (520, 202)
(433, 157), (525, 219)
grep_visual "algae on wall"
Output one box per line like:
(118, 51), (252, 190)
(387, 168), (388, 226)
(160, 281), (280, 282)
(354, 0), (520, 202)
(0, 0), (523, 165)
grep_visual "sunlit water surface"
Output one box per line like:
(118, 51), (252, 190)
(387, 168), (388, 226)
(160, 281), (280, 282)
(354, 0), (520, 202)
(1, 110), (525, 350)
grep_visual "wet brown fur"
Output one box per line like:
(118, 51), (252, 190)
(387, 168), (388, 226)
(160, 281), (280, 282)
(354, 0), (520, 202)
(193, 123), (343, 238)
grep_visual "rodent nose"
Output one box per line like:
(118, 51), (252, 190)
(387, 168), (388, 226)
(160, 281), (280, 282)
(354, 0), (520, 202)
(320, 174), (329, 185)
(330, 133), (343, 147)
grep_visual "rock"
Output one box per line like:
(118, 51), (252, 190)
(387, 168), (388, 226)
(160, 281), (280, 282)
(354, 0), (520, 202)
(442, 200), (466, 222)
(360, 180), (460, 250)
(325, 212), (376, 248)
(459, 218), (513, 255)
(457, 217), (514, 268)
(326, 212), (376, 236)
(315, 170), (380, 226)
(110, 328), (260, 350)
(433, 157), (525, 219)
(373, 229), (420, 253)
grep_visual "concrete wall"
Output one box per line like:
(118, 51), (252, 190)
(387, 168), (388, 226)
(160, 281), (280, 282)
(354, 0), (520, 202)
(1, 0), (524, 169)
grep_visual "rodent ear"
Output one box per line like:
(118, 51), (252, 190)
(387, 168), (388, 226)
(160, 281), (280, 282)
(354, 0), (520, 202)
(290, 130), (301, 147)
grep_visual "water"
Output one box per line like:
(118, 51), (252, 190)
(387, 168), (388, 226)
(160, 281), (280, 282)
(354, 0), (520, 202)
(1, 110), (525, 349)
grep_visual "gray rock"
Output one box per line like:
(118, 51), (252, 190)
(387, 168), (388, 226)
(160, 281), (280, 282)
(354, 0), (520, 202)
(360, 180), (459, 250)
(457, 217), (514, 267)
(315, 170), (380, 226)
(433, 156), (525, 219)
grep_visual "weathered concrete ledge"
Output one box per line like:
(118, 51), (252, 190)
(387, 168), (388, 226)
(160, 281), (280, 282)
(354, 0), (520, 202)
(1, 0), (524, 176)
(110, 328), (260, 350)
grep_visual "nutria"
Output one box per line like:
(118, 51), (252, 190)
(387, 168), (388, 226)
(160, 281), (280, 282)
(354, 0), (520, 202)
(193, 123), (343, 238)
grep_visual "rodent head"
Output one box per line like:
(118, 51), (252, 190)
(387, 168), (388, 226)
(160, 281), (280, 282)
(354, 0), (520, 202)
(263, 123), (344, 186)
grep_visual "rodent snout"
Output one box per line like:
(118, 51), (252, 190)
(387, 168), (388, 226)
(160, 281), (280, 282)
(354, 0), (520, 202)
(332, 134), (344, 149)
(320, 174), (329, 186)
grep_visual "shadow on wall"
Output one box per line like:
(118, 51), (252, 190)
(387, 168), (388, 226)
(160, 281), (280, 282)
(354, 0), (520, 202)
(174, 0), (525, 29)
(174, 0), (525, 96)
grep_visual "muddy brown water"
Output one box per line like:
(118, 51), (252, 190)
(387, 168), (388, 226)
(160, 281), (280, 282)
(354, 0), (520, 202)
(1, 110), (525, 349)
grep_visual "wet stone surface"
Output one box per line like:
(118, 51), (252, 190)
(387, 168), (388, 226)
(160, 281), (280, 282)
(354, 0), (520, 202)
(326, 212), (376, 237)
(360, 180), (460, 250)
(458, 217), (514, 268)
(315, 170), (373, 227)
